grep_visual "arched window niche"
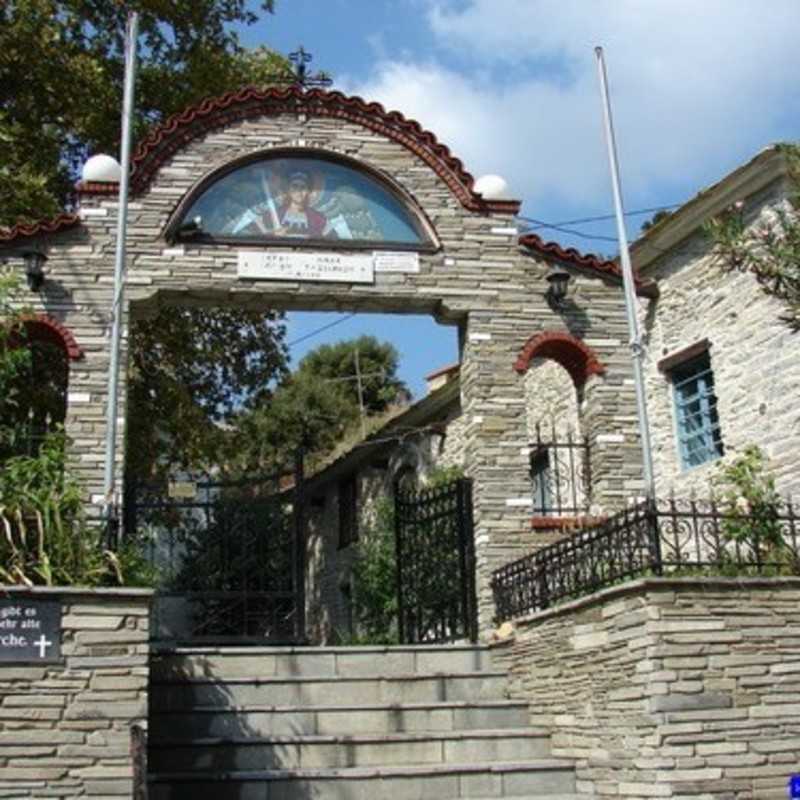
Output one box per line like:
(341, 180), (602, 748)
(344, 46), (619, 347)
(515, 331), (606, 523)
(1, 319), (71, 460)
(168, 150), (438, 251)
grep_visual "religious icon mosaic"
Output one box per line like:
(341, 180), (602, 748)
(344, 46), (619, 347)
(179, 155), (430, 246)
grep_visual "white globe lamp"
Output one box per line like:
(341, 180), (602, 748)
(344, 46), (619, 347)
(474, 174), (511, 201)
(81, 154), (122, 183)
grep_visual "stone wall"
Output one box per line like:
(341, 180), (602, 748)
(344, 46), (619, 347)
(491, 577), (800, 799)
(0, 586), (152, 798)
(640, 176), (800, 498)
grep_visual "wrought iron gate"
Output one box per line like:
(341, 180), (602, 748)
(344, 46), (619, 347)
(124, 458), (305, 645)
(394, 478), (477, 643)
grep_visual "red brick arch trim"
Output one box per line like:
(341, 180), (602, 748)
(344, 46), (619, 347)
(514, 331), (605, 388)
(75, 86), (520, 215)
(22, 315), (84, 361)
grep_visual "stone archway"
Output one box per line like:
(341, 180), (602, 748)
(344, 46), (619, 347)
(1, 87), (644, 633)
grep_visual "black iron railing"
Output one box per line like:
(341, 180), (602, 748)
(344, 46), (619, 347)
(123, 458), (305, 644)
(395, 478), (478, 644)
(529, 423), (591, 516)
(492, 496), (800, 621)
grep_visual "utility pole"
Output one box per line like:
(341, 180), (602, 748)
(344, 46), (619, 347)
(103, 11), (138, 521)
(354, 349), (366, 438)
(594, 46), (656, 500)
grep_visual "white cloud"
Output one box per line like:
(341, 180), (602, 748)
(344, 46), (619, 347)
(345, 1), (800, 222)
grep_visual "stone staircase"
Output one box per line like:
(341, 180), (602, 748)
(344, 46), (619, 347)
(147, 644), (577, 799)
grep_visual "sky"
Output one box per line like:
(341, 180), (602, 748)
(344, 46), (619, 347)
(235, 0), (800, 398)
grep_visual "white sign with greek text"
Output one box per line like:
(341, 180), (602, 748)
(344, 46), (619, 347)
(238, 251), (374, 284)
(373, 252), (420, 273)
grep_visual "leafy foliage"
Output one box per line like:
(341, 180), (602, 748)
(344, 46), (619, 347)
(296, 335), (410, 415)
(706, 143), (800, 330)
(0, 0), (286, 226)
(126, 304), (289, 481)
(349, 498), (399, 644)
(640, 208), (672, 232)
(230, 336), (411, 475)
(231, 372), (359, 475)
(347, 468), (467, 645)
(0, 431), (155, 587)
(0, 271), (151, 587)
(713, 445), (784, 554)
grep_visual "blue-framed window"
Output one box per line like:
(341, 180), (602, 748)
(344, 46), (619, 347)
(670, 351), (724, 470)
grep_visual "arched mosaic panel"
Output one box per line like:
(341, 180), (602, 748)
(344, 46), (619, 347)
(173, 153), (434, 249)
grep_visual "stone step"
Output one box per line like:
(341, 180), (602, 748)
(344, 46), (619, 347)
(149, 728), (552, 771)
(150, 671), (509, 709)
(151, 644), (494, 680)
(147, 760), (577, 800)
(150, 699), (531, 738)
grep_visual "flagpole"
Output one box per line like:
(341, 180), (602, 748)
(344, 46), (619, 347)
(594, 46), (656, 500)
(103, 10), (139, 520)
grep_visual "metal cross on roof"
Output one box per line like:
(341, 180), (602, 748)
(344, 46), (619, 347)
(287, 46), (332, 89)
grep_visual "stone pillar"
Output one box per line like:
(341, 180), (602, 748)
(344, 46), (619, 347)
(0, 587), (152, 798)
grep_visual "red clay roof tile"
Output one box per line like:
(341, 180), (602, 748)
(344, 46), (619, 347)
(0, 213), (81, 243)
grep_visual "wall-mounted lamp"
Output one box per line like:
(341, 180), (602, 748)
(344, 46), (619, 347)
(545, 265), (571, 309)
(23, 251), (48, 291)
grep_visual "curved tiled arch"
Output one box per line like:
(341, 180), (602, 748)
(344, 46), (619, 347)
(514, 330), (605, 388)
(76, 86), (520, 215)
(23, 315), (84, 361)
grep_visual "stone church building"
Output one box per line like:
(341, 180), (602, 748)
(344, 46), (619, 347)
(0, 86), (654, 626)
(1, 89), (797, 633)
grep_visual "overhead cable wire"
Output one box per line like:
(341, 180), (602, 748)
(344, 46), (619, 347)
(287, 312), (357, 348)
(517, 203), (684, 233)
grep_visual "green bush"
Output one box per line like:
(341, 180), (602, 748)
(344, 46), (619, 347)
(0, 431), (155, 587)
(348, 498), (399, 644)
(712, 445), (794, 573)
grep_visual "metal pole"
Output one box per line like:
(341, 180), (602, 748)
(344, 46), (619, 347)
(353, 348), (366, 438)
(103, 11), (139, 512)
(594, 46), (656, 500)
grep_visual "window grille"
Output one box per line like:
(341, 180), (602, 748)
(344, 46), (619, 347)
(670, 351), (723, 470)
(529, 423), (591, 516)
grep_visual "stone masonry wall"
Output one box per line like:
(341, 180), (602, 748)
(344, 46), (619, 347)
(0, 587), (152, 798)
(1, 99), (642, 629)
(491, 577), (800, 799)
(640, 178), (800, 498)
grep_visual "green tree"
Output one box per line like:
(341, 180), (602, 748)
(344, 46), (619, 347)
(296, 335), (411, 415)
(230, 336), (412, 475)
(231, 372), (359, 474)
(125, 304), (289, 482)
(0, 0), (287, 226)
(1, 4), (299, 486)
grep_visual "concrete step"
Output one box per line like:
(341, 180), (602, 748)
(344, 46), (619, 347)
(149, 699), (532, 738)
(147, 759), (577, 800)
(149, 728), (553, 770)
(151, 644), (494, 680)
(150, 671), (509, 710)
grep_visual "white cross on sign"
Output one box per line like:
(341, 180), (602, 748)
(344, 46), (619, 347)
(36, 635), (52, 659)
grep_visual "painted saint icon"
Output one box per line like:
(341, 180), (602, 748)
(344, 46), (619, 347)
(179, 155), (428, 247)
